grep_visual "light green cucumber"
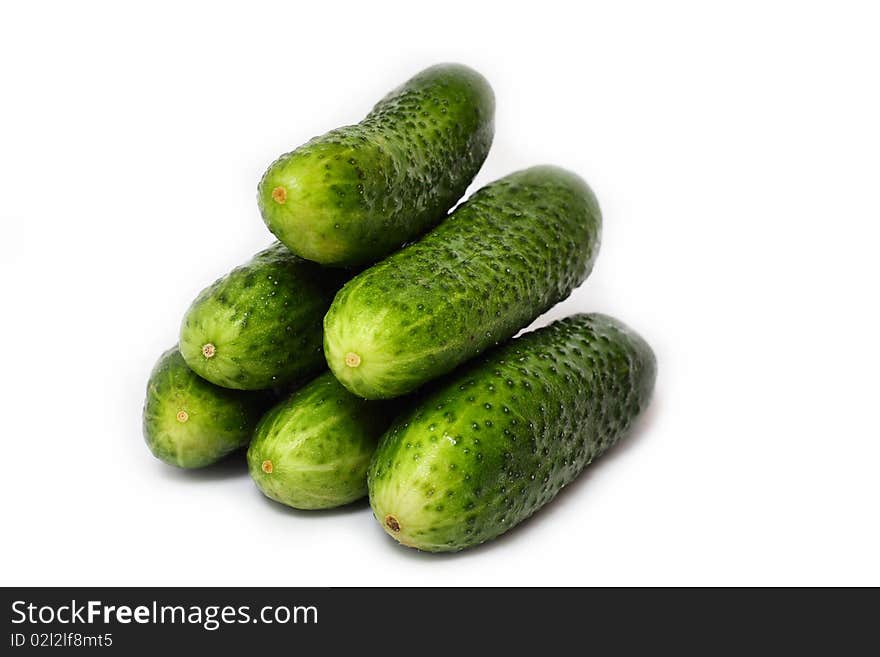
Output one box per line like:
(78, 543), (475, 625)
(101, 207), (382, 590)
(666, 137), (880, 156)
(368, 314), (656, 552)
(143, 347), (270, 468)
(180, 242), (348, 390)
(247, 372), (393, 509)
(258, 63), (494, 267)
(324, 166), (602, 399)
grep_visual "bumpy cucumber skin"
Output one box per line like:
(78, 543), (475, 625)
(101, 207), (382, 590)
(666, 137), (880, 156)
(324, 166), (602, 399)
(180, 242), (348, 390)
(143, 347), (269, 468)
(258, 63), (495, 267)
(247, 372), (392, 509)
(368, 314), (656, 552)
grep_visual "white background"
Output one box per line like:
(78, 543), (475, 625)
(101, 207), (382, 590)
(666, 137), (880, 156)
(2, 1), (878, 587)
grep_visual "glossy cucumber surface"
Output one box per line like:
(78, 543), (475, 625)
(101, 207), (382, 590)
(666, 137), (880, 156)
(248, 372), (393, 509)
(258, 64), (494, 266)
(180, 242), (348, 390)
(368, 314), (655, 552)
(324, 166), (601, 399)
(143, 347), (270, 468)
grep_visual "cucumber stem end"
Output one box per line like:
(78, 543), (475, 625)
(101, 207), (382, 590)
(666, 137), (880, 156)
(385, 514), (400, 533)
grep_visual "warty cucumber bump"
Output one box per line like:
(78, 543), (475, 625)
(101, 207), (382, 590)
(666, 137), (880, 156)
(143, 347), (272, 468)
(247, 371), (394, 510)
(180, 242), (349, 390)
(368, 313), (656, 552)
(258, 63), (495, 267)
(324, 165), (602, 399)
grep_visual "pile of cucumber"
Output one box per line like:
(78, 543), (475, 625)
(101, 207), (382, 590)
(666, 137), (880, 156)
(143, 64), (656, 552)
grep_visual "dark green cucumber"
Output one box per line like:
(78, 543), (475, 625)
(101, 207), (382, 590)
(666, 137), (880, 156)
(324, 166), (602, 399)
(143, 347), (270, 468)
(180, 242), (348, 390)
(258, 63), (494, 267)
(368, 314), (656, 552)
(247, 372), (393, 509)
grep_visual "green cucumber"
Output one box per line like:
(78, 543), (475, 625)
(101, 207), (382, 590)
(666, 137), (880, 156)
(143, 347), (270, 468)
(368, 314), (656, 552)
(324, 166), (602, 399)
(180, 242), (348, 390)
(257, 63), (494, 267)
(247, 372), (392, 509)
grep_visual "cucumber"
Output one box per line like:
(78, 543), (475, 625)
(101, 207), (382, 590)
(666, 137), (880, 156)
(143, 347), (270, 468)
(180, 242), (348, 390)
(247, 372), (392, 509)
(324, 166), (602, 399)
(368, 314), (656, 552)
(257, 63), (495, 267)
